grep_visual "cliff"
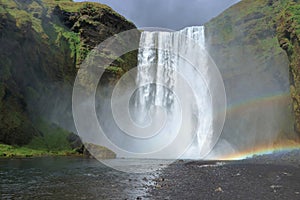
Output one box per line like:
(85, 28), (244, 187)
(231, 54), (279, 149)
(0, 0), (136, 150)
(277, 1), (300, 134)
(2, 0), (300, 155)
(205, 0), (300, 152)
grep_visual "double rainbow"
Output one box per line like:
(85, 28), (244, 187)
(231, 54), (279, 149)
(221, 91), (300, 160)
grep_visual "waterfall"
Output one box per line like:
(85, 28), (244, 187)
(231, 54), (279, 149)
(74, 23), (292, 164)
(136, 26), (205, 111)
(73, 25), (225, 163)
(133, 26), (216, 159)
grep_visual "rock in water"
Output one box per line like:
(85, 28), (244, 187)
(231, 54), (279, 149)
(83, 143), (116, 159)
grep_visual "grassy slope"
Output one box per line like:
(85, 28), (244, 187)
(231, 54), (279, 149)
(0, 118), (75, 158)
(0, 0), (137, 156)
(205, 0), (299, 147)
(0, 144), (75, 158)
(205, 0), (289, 74)
(0, 0), (81, 147)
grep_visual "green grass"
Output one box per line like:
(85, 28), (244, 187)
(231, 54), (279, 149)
(8, 9), (31, 28)
(285, 3), (300, 37)
(0, 0), (136, 149)
(27, 119), (72, 151)
(0, 117), (80, 158)
(53, 24), (81, 63)
(205, 0), (291, 65)
(0, 118), (78, 158)
(0, 0), (18, 9)
(105, 66), (125, 75)
(0, 144), (76, 158)
(41, 0), (115, 13)
(0, 0), (134, 66)
(0, 119), (77, 158)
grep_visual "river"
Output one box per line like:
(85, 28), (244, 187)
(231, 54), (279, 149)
(0, 157), (165, 199)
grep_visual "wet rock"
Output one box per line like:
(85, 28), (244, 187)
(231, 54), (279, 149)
(215, 187), (224, 193)
(67, 133), (84, 152)
(142, 177), (148, 181)
(83, 143), (116, 159)
(158, 178), (165, 182)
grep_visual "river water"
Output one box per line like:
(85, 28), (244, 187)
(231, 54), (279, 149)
(0, 157), (166, 199)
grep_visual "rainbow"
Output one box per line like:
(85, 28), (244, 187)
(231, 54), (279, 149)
(226, 91), (291, 115)
(222, 141), (300, 160)
(218, 91), (300, 160)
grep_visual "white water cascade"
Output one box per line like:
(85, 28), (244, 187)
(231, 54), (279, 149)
(73, 25), (226, 164)
(60, 19), (297, 172)
(74, 22), (291, 168)
(131, 26), (223, 159)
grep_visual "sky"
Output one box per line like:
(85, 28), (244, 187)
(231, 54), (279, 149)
(75, 0), (240, 30)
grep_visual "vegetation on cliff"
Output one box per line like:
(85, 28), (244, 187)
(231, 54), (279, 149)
(1, 0), (300, 156)
(0, 0), (137, 155)
(205, 0), (300, 148)
(277, 1), (300, 134)
(205, 0), (290, 77)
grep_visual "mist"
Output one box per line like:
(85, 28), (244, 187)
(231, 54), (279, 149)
(205, 20), (295, 159)
(46, 0), (296, 160)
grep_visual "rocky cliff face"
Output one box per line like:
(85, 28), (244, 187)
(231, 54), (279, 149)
(2, 0), (299, 153)
(205, 0), (299, 153)
(277, 1), (300, 134)
(0, 0), (136, 146)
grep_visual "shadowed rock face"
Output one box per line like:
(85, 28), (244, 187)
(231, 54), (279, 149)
(277, 2), (300, 135)
(205, 0), (299, 154)
(2, 0), (299, 154)
(53, 3), (136, 65)
(0, 0), (136, 146)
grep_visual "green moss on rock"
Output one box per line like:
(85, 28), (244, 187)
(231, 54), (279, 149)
(205, 0), (296, 144)
(0, 0), (137, 150)
(277, 1), (300, 135)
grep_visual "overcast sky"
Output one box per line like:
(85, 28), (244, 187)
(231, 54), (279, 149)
(75, 0), (240, 30)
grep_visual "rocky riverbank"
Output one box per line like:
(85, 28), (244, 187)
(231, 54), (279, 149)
(148, 150), (300, 199)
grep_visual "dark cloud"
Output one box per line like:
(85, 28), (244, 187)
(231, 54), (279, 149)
(75, 0), (240, 30)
